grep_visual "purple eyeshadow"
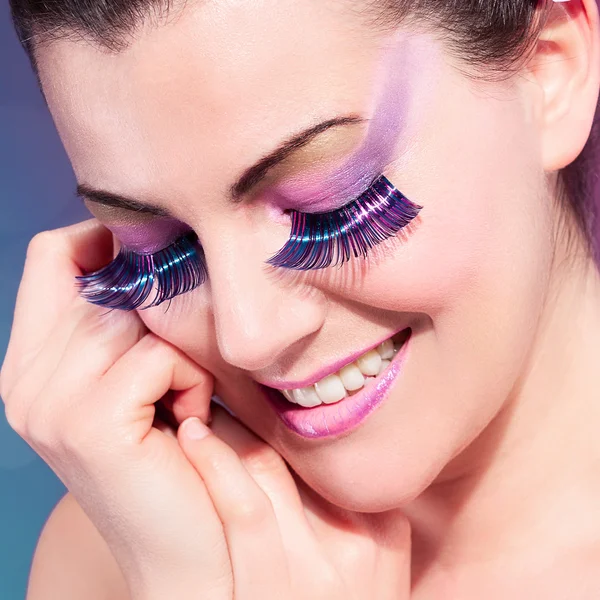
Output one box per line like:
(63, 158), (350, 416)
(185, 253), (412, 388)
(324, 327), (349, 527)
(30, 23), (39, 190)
(272, 35), (419, 213)
(75, 36), (432, 311)
(76, 231), (206, 311)
(107, 218), (191, 254)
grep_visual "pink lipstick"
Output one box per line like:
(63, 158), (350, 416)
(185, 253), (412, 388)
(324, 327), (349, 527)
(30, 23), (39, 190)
(263, 329), (411, 439)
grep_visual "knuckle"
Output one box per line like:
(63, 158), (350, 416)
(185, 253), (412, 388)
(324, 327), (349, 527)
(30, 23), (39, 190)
(2, 381), (32, 436)
(198, 444), (275, 529)
(139, 332), (174, 360)
(37, 413), (91, 457)
(58, 423), (90, 454)
(202, 446), (233, 475)
(24, 392), (85, 454)
(3, 398), (26, 435)
(241, 445), (287, 477)
(26, 230), (59, 261)
(0, 365), (10, 404)
(26, 405), (60, 448)
(229, 493), (273, 529)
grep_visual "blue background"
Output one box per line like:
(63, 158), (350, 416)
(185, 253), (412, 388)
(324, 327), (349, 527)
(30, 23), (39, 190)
(0, 7), (90, 599)
(1, 2), (599, 599)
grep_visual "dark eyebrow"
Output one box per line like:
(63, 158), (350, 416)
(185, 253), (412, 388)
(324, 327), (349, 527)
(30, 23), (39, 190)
(229, 115), (364, 200)
(75, 185), (173, 217)
(76, 114), (365, 216)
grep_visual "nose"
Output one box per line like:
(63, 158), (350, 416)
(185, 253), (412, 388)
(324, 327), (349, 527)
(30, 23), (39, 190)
(205, 233), (326, 372)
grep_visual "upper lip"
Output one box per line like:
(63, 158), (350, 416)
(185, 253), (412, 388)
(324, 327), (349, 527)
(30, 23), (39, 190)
(256, 327), (410, 391)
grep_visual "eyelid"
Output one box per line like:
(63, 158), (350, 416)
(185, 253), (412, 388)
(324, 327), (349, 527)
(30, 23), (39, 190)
(294, 173), (382, 216)
(267, 174), (422, 271)
(76, 230), (206, 311)
(275, 154), (398, 214)
(105, 220), (195, 255)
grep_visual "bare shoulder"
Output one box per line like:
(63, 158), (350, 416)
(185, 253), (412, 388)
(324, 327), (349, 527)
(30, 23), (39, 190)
(27, 492), (130, 600)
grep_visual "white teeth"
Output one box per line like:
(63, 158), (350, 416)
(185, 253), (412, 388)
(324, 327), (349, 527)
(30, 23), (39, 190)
(356, 350), (382, 377)
(338, 363), (365, 391)
(315, 374), (347, 404)
(378, 359), (391, 375)
(377, 339), (395, 360)
(293, 386), (322, 408)
(280, 332), (407, 408)
(281, 389), (295, 403)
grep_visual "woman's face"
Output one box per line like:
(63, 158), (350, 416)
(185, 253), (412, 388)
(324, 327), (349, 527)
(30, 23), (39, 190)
(37, 0), (556, 510)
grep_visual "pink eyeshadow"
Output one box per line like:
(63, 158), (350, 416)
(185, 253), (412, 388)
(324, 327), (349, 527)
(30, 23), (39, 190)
(271, 35), (427, 213)
(107, 218), (191, 254)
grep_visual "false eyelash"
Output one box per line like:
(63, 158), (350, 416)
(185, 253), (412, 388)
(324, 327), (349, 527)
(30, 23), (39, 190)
(75, 231), (207, 311)
(267, 174), (422, 270)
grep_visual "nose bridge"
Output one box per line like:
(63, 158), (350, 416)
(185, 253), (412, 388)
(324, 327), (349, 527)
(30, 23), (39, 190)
(205, 231), (324, 371)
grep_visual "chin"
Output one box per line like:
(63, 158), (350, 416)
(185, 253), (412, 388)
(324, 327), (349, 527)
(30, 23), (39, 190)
(287, 437), (448, 513)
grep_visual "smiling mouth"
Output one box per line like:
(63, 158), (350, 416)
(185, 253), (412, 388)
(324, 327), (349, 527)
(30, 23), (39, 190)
(275, 328), (412, 408)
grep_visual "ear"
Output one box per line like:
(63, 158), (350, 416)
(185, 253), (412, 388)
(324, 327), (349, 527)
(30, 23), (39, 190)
(524, 0), (600, 172)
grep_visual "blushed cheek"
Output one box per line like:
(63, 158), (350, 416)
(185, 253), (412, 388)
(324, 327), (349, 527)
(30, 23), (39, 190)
(319, 73), (548, 329)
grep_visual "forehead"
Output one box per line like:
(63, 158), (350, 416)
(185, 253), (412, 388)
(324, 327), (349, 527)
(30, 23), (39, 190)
(37, 0), (389, 206)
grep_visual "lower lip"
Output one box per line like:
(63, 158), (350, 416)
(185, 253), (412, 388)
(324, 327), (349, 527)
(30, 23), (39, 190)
(262, 330), (411, 439)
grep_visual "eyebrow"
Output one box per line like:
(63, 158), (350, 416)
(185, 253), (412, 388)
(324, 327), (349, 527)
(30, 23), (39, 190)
(76, 114), (365, 217)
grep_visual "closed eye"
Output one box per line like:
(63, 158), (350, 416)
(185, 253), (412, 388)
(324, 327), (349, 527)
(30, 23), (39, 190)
(75, 231), (206, 311)
(266, 174), (423, 270)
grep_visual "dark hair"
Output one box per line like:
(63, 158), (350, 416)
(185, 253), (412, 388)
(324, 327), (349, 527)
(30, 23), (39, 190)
(9, 0), (599, 253)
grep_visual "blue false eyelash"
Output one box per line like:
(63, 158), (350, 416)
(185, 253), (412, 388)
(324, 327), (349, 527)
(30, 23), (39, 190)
(75, 231), (207, 311)
(267, 174), (422, 270)
(75, 175), (419, 310)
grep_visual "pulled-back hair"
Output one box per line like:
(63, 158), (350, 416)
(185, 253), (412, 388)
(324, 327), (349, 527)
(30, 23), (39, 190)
(9, 0), (600, 252)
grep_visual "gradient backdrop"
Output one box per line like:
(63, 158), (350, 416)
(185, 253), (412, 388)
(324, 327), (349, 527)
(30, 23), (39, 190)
(1, 3), (599, 599)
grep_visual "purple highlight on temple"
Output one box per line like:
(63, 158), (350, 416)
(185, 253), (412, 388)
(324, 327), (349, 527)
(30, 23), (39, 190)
(272, 35), (422, 213)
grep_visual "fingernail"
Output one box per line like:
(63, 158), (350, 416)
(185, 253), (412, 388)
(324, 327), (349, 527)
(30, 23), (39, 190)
(183, 417), (211, 440)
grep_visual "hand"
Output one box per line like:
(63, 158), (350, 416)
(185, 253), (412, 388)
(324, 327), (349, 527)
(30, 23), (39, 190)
(0, 219), (234, 599)
(1, 218), (412, 600)
(175, 394), (412, 600)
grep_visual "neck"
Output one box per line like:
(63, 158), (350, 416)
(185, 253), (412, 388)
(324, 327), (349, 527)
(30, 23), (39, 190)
(408, 222), (600, 574)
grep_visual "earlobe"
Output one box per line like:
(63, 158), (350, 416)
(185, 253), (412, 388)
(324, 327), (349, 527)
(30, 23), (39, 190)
(526, 0), (600, 172)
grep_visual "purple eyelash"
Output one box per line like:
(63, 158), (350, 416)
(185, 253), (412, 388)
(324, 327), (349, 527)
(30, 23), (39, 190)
(267, 175), (422, 270)
(75, 176), (419, 310)
(75, 231), (206, 311)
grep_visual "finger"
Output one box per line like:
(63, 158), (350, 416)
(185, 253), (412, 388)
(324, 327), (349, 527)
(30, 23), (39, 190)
(169, 377), (216, 426)
(16, 305), (146, 433)
(208, 405), (325, 561)
(4, 275), (146, 438)
(22, 330), (210, 461)
(91, 334), (213, 443)
(178, 416), (291, 600)
(1, 219), (113, 391)
(8, 301), (144, 417)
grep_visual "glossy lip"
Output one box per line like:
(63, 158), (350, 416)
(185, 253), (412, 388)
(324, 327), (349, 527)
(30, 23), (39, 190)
(258, 327), (410, 391)
(262, 330), (411, 440)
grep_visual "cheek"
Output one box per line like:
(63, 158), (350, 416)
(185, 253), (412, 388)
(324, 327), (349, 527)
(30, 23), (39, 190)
(332, 75), (553, 342)
(285, 88), (556, 508)
(135, 290), (227, 374)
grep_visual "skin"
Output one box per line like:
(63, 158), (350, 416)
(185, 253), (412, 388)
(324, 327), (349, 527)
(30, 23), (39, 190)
(269, 33), (421, 214)
(11, 0), (600, 596)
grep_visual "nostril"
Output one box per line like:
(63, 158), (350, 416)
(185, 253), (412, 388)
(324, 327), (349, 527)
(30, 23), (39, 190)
(218, 338), (282, 372)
